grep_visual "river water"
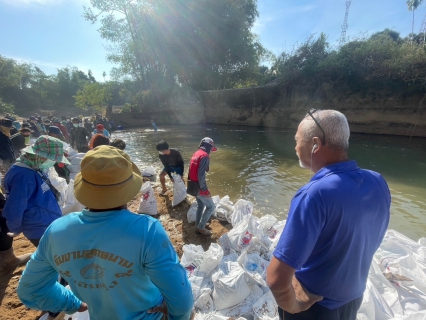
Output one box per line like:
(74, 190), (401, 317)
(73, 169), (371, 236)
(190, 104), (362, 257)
(112, 124), (426, 240)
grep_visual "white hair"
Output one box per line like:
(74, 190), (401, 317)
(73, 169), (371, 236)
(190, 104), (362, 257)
(300, 109), (350, 150)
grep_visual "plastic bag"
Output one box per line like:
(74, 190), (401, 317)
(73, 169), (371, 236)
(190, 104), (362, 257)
(172, 173), (186, 206)
(181, 244), (223, 278)
(137, 182), (157, 216)
(212, 262), (252, 310)
(194, 288), (214, 313)
(187, 202), (198, 223)
(216, 284), (263, 319)
(223, 215), (259, 253)
(214, 196), (234, 222)
(237, 251), (270, 287)
(62, 179), (85, 215)
(231, 199), (253, 227)
(48, 167), (67, 206)
(142, 166), (156, 177)
(252, 290), (278, 320)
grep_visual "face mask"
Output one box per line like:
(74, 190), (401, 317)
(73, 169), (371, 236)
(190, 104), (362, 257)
(24, 136), (31, 145)
(159, 151), (164, 155)
(73, 124), (79, 128)
(39, 159), (55, 171)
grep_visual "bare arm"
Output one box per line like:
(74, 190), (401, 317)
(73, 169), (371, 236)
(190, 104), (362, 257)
(267, 256), (323, 314)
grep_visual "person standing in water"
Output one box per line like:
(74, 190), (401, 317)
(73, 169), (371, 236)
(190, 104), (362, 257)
(151, 120), (158, 132)
(156, 140), (184, 196)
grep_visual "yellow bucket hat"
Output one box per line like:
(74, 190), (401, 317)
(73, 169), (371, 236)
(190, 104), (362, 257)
(74, 145), (142, 209)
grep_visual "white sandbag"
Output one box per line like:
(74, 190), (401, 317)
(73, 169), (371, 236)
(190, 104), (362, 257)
(172, 173), (187, 206)
(224, 215), (260, 253)
(214, 196), (234, 222)
(212, 262), (252, 310)
(215, 284), (263, 319)
(199, 244), (224, 277)
(231, 200), (253, 227)
(142, 166), (156, 177)
(187, 202), (198, 223)
(48, 167), (67, 206)
(69, 153), (85, 165)
(67, 310), (90, 320)
(62, 179), (85, 215)
(181, 244), (223, 278)
(194, 288), (214, 313)
(181, 244), (205, 272)
(63, 143), (78, 158)
(194, 314), (229, 320)
(237, 251), (270, 287)
(137, 182), (157, 216)
(252, 290), (278, 320)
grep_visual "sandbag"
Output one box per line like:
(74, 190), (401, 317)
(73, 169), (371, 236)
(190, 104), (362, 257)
(172, 173), (187, 206)
(187, 202), (198, 223)
(214, 196), (234, 222)
(142, 166), (156, 177)
(181, 244), (223, 278)
(252, 290), (278, 320)
(194, 288), (214, 313)
(62, 179), (85, 215)
(48, 167), (67, 207)
(231, 200), (253, 227)
(220, 215), (260, 253)
(137, 182), (157, 216)
(212, 262), (252, 310)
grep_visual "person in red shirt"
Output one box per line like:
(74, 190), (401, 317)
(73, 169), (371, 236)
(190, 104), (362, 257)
(187, 137), (217, 236)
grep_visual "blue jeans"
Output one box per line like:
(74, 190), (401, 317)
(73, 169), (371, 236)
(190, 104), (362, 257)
(195, 195), (216, 229)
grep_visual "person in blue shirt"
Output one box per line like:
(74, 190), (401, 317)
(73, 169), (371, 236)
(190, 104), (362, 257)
(151, 120), (158, 131)
(267, 109), (391, 320)
(17, 145), (193, 320)
(93, 123), (110, 137)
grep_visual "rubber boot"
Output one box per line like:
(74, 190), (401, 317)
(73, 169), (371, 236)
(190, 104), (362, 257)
(0, 247), (32, 275)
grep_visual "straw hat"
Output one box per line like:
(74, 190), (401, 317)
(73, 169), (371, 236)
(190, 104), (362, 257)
(74, 145), (142, 209)
(22, 135), (70, 164)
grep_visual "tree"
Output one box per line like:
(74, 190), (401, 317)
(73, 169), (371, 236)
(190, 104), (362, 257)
(83, 0), (268, 91)
(74, 82), (113, 111)
(407, 0), (424, 36)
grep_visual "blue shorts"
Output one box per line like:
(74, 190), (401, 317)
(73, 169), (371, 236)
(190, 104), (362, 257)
(163, 166), (183, 176)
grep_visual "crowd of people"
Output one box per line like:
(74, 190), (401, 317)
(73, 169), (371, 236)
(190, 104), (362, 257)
(0, 109), (391, 320)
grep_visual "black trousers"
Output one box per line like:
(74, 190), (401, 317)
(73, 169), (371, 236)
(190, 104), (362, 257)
(279, 295), (363, 320)
(0, 214), (13, 251)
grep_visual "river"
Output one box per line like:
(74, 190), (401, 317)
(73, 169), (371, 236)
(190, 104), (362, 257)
(112, 124), (426, 240)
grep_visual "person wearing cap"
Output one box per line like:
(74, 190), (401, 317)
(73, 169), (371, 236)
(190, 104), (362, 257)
(17, 145), (194, 319)
(53, 119), (69, 143)
(187, 137), (217, 236)
(70, 118), (92, 152)
(93, 123), (110, 138)
(156, 140), (184, 195)
(48, 125), (66, 142)
(28, 116), (41, 137)
(0, 118), (16, 173)
(10, 127), (32, 159)
(2, 135), (70, 247)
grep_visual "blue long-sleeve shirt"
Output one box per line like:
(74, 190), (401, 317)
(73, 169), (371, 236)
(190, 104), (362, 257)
(3, 163), (62, 239)
(17, 209), (193, 320)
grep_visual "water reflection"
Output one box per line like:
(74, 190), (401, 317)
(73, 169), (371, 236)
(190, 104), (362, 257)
(112, 124), (426, 240)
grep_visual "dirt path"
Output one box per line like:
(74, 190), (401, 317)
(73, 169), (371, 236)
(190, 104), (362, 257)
(0, 189), (230, 320)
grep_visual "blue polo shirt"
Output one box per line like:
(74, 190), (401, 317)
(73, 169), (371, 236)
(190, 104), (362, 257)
(274, 160), (390, 309)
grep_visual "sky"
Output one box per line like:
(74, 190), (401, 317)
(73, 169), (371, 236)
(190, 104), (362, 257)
(0, 0), (425, 81)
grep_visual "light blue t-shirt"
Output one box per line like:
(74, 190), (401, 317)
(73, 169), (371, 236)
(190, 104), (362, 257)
(17, 209), (193, 320)
(274, 160), (391, 309)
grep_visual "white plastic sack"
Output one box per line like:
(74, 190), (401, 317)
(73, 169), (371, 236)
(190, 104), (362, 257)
(62, 179), (85, 215)
(212, 262), (252, 310)
(172, 173), (186, 206)
(137, 182), (157, 216)
(221, 215), (259, 253)
(181, 244), (205, 272)
(194, 288), (214, 313)
(63, 143), (78, 158)
(252, 290), (279, 320)
(142, 166), (156, 177)
(237, 251), (270, 287)
(48, 167), (67, 207)
(214, 196), (234, 222)
(199, 243), (224, 277)
(187, 202), (198, 223)
(231, 200), (253, 227)
(181, 244), (223, 278)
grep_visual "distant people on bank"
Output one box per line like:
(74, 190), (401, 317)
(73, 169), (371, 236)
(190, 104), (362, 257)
(70, 117), (92, 152)
(17, 145), (194, 319)
(28, 116), (42, 137)
(266, 109), (391, 320)
(53, 119), (69, 143)
(89, 134), (110, 149)
(10, 127), (32, 159)
(187, 137), (217, 236)
(93, 123), (110, 138)
(48, 125), (66, 142)
(83, 118), (93, 132)
(151, 120), (158, 132)
(0, 118), (16, 173)
(110, 138), (126, 150)
(156, 140), (184, 196)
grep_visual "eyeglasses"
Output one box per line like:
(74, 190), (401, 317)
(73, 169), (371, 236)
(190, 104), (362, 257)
(306, 108), (326, 145)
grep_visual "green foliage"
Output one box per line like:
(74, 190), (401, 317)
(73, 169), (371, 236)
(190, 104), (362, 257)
(273, 30), (426, 94)
(74, 82), (113, 110)
(0, 98), (14, 114)
(84, 0), (271, 91)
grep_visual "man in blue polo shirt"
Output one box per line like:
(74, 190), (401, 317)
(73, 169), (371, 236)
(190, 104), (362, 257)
(267, 109), (391, 320)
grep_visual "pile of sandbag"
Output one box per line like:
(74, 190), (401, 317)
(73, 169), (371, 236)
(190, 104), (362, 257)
(67, 153), (85, 181)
